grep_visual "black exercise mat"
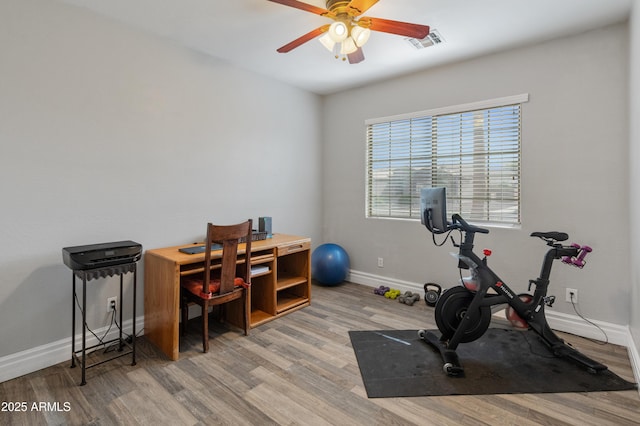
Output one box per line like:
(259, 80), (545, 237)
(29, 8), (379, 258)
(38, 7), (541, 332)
(349, 328), (636, 398)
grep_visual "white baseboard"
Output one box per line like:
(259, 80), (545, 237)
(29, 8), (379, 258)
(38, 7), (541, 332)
(626, 330), (640, 392)
(348, 269), (425, 294)
(0, 316), (144, 383)
(544, 310), (628, 346)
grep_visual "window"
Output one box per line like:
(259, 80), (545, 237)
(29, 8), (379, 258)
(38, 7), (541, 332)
(366, 94), (528, 225)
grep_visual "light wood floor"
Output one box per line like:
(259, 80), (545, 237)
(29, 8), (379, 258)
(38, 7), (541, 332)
(1, 282), (639, 425)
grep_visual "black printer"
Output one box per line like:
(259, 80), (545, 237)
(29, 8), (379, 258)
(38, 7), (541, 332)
(62, 240), (142, 270)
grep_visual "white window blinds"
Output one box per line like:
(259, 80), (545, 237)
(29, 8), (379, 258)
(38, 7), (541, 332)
(366, 94), (527, 225)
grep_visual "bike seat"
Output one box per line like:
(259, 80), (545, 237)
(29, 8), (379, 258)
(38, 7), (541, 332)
(530, 231), (568, 242)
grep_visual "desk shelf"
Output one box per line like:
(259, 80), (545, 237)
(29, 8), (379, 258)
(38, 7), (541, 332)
(251, 269), (272, 279)
(276, 292), (309, 314)
(252, 251), (275, 264)
(277, 275), (307, 291)
(250, 308), (273, 327)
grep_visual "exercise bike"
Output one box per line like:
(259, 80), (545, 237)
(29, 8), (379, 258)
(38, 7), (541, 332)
(418, 200), (608, 376)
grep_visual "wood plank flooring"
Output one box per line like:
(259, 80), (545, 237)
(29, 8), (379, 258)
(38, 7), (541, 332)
(1, 282), (639, 425)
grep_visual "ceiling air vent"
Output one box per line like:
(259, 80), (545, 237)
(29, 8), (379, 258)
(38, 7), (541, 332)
(406, 29), (443, 49)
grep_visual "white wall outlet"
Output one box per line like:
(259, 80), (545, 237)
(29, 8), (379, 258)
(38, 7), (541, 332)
(565, 288), (578, 304)
(377, 257), (384, 268)
(107, 296), (117, 312)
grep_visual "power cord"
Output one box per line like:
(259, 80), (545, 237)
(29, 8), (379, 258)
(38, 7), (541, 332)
(73, 291), (116, 354)
(112, 306), (145, 343)
(431, 227), (457, 247)
(569, 292), (608, 345)
(74, 292), (146, 351)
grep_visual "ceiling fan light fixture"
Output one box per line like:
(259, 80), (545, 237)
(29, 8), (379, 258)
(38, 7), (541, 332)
(328, 21), (348, 42)
(351, 25), (371, 47)
(270, 0), (431, 65)
(319, 33), (337, 52)
(340, 37), (358, 55)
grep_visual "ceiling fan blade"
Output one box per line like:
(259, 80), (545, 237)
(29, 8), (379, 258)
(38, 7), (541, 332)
(362, 17), (430, 39)
(277, 25), (330, 53)
(346, 0), (379, 16)
(347, 47), (365, 64)
(267, 0), (332, 17)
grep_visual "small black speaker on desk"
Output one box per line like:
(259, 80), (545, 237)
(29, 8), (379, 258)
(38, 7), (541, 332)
(259, 217), (272, 238)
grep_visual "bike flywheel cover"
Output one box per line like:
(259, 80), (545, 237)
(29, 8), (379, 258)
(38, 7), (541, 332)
(435, 286), (491, 343)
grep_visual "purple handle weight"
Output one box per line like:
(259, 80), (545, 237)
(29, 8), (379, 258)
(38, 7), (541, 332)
(572, 245), (592, 268)
(562, 243), (581, 265)
(562, 244), (592, 268)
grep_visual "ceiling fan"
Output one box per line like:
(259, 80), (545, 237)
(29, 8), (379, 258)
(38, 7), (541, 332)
(268, 0), (430, 64)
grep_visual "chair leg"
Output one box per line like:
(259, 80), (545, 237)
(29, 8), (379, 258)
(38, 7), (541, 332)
(243, 292), (249, 336)
(202, 301), (209, 353)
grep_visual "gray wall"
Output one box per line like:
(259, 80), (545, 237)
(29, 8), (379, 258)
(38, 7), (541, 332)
(322, 23), (630, 326)
(0, 0), (323, 358)
(630, 4), (640, 357)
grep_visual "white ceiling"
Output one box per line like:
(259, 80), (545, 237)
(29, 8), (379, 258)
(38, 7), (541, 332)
(58, 0), (632, 95)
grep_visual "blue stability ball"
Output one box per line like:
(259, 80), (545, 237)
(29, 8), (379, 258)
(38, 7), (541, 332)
(312, 243), (350, 286)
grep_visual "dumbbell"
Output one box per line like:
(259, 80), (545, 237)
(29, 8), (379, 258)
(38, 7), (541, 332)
(374, 285), (390, 296)
(572, 245), (592, 268)
(398, 291), (420, 305)
(384, 289), (401, 299)
(562, 243), (581, 265)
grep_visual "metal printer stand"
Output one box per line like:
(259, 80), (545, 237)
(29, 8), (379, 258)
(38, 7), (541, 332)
(70, 262), (137, 385)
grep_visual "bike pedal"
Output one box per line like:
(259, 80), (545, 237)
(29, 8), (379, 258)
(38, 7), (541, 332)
(544, 295), (556, 307)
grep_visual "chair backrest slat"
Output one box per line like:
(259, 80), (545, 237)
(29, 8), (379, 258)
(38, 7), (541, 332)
(203, 219), (252, 295)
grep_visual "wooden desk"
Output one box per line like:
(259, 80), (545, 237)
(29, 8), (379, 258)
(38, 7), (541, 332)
(144, 234), (311, 360)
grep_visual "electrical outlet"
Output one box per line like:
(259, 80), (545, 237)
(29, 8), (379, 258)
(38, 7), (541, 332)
(107, 296), (117, 312)
(565, 288), (578, 304)
(377, 257), (384, 268)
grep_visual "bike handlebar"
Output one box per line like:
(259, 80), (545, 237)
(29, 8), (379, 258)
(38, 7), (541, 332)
(450, 214), (490, 234)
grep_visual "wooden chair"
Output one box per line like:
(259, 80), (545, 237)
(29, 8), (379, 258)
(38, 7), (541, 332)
(180, 219), (252, 353)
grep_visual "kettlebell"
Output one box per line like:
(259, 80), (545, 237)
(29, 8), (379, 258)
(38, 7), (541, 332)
(424, 283), (442, 307)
